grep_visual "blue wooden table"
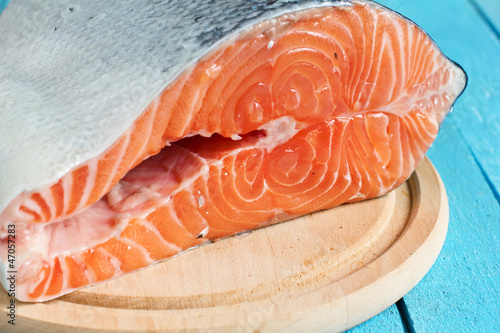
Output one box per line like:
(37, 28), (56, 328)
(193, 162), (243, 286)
(1, 0), (499, 332)
(348, 0), (500, 332)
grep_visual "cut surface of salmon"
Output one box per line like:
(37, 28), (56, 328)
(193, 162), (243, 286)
(0, 0), (466, 302)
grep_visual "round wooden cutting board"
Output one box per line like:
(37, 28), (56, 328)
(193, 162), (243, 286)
(0, 157), (448, 332)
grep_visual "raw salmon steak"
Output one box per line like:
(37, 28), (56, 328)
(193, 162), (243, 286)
(0, 0), (466, 302)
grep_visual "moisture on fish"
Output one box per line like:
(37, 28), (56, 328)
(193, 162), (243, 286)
(0, 0), (466, 302)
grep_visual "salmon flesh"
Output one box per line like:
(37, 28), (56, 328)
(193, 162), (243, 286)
(0, 0), (466, 301)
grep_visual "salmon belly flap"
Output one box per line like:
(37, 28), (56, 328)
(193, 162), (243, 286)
(0, 3), (465, 302)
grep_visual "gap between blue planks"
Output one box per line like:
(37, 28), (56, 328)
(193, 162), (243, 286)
(395, 298), (415, 333)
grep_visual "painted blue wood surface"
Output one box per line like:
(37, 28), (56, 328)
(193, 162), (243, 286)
(1, 0), (499, 332)
(370, 0), (500, 332)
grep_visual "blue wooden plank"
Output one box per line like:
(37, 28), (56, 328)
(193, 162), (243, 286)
(374, 0), (500, 331)
(411, 121), (500, 332)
